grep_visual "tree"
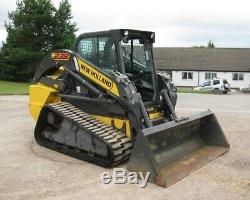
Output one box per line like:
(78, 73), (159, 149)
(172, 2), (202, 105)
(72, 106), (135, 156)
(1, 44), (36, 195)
(193, 45), (206, 48)
(0, 0), (77, 81)
(207, 40), (215, 48)
(193, 40), (216, 48)
(53, 0), (77, 49)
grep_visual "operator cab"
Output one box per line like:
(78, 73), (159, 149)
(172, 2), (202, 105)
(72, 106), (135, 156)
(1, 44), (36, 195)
(75, 29), (158, 104)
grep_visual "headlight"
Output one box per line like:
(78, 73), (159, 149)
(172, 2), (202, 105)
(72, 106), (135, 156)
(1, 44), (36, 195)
(124, 30), (129, 36)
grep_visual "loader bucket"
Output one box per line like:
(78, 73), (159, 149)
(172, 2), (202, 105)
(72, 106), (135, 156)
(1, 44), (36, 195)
(127, 110), (230, 187)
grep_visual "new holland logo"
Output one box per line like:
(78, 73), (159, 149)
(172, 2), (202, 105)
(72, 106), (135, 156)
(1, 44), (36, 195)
(79, 61), (113, 90)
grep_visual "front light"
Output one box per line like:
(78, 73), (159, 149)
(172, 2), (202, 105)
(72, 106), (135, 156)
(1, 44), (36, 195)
(124, 30), (129, 36)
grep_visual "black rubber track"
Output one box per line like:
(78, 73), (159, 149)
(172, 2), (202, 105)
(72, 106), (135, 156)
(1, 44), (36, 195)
(34, 102), (132, 167)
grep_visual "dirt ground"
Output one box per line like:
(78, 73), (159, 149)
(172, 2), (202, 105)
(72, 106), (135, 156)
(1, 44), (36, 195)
(0, 93), (249, 200)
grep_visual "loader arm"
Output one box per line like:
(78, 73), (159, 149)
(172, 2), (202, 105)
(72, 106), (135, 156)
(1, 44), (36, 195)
(31, 49), (152, 139)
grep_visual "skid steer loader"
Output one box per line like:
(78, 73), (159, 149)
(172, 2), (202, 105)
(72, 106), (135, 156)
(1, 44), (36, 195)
(29, 29), (230, 187)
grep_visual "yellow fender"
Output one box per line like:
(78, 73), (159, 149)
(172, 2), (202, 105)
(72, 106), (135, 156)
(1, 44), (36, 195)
(29, 83), (61, 121)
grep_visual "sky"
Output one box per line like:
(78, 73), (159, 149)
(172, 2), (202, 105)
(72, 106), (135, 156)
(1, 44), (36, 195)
(0, 0), (250, 47)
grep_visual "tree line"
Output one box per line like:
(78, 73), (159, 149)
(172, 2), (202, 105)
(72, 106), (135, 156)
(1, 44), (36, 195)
(193, 40), (216, 48)
(0, 0), (77, 81)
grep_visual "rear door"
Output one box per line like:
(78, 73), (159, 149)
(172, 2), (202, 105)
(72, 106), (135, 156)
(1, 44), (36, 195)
(212, 79), (221, 90)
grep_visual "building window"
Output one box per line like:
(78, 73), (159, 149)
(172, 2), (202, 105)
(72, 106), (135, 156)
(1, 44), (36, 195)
(205, 72), (217, 80)
(232, 73), (244, 81)
(182, 72), (193, 80)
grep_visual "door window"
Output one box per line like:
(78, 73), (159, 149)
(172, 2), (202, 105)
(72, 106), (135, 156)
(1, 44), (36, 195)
(204, 81), (211, 86)
(77, 37), (117, 73)
(213, 80), (220, 85)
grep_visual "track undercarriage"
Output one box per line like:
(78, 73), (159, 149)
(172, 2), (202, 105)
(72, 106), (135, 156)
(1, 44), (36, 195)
(35, 102), (132, 167)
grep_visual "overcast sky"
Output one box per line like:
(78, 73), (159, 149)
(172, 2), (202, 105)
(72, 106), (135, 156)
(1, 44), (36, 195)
(0, 0), (250, 47)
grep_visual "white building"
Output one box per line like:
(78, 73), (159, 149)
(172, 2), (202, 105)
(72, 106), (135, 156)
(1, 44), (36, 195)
(154, 48), (250, 90)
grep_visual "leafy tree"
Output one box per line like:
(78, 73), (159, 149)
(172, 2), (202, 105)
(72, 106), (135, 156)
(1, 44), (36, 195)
(207, 40), (215, 48)
(53, 0), (77, 49)
(193, 40), (216, 48)
(193, 45), (206, 48)
(0, 0), (77, 81)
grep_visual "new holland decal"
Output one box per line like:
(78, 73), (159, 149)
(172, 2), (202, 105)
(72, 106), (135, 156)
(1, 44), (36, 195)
(77, 59), (119, 96)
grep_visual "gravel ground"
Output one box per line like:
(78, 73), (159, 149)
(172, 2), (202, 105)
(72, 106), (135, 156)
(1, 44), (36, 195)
(0, 94), (249, 200)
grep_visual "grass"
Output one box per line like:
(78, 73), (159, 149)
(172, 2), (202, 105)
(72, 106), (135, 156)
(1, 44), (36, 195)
(177, 87), (214, 94)
(0, 81), (29, 95)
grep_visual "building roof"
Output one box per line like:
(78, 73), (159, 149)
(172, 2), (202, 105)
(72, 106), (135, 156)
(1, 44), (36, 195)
(154, 47), (250, 72)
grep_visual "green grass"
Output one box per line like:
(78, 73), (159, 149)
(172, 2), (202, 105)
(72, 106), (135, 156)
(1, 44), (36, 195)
(177, 87), (214, 94)
(0, 81), (29, 95)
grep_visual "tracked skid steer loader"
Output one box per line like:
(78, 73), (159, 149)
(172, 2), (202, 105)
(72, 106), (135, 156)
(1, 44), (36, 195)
(29, 29), (230, 187)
